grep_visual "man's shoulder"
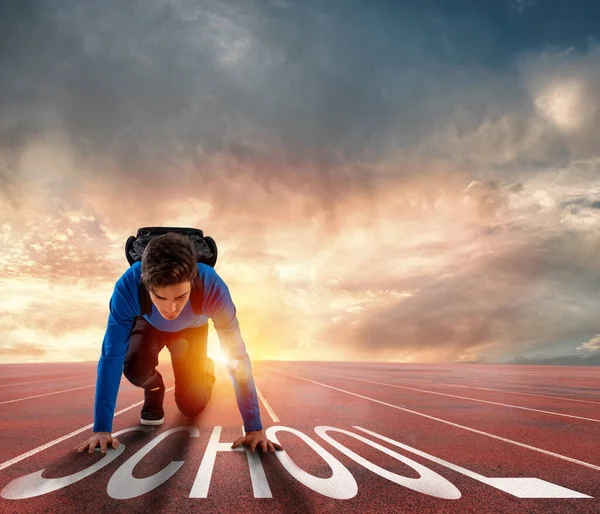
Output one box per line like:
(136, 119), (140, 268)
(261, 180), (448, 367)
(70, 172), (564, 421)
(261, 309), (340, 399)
(109, 263), (142, 318)
(124, 261), (142, 279)
(116, 262), (142, 291)
(197, 263), (230, 294)
(197, 262), (220, 280)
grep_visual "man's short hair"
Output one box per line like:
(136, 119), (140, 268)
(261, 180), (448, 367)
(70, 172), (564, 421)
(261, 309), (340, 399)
(141, 232), (198, 292)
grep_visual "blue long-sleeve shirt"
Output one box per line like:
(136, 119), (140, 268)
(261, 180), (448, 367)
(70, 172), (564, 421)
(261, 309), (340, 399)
(93, 261), (263, 434)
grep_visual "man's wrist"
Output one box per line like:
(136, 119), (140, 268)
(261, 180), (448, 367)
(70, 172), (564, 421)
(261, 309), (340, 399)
(93, 422), (112, 433)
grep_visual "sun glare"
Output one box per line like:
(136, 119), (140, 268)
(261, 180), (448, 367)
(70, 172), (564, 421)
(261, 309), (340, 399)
(207, 329), (230, 364)
(534, 79), (586, 132)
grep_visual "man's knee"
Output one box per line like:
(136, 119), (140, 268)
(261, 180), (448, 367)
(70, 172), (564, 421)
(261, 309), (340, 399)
(175, 394), (210, 417)
(169, 338), (189, 360)
(123, 359), (154, 388)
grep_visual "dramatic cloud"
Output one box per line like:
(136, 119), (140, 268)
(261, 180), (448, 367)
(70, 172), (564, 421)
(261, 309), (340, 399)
(508, 354), (600, 366)
(0, 342), (48, 358)
(1, 0), (600, 363)
(578, 335), (600, 352)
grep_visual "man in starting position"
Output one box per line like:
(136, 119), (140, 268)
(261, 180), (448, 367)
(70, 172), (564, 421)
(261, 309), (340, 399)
(75, 232), (283, 455)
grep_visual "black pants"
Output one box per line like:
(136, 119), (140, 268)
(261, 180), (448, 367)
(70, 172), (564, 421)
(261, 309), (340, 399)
(123, 316), (215, 417)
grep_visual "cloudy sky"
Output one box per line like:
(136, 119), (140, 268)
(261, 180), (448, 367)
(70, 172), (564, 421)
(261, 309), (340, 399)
(2, 0), (600, 365)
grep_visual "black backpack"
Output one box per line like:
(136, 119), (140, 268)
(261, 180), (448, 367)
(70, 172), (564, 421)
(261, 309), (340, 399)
(125, 227), (218, 315)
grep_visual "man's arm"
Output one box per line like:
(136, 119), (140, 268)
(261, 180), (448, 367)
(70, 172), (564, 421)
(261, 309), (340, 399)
(203, 268), (263, 433)
(93, 270), (139, 433)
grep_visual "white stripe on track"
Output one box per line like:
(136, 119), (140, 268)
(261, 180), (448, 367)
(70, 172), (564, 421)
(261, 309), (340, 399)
(0, 385), (96, 405)
(266, 367), (600, 473)
(0, 387), (175, 471)
(0, 375), (91, 388)
(307, 370), (600, 424)
(389, 378), (600, 406)
(255, 385), (280, 422)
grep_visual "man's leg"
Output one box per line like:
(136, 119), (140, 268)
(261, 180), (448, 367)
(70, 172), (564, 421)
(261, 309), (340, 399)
(166, 323), (215, 418)
(123, 317), (167, 425)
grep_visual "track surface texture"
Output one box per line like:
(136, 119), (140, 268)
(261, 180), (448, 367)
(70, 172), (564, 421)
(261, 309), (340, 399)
(1, 361), (599, 513)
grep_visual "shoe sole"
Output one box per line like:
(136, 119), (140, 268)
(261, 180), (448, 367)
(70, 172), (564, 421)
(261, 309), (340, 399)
(140, 417), (164, 426)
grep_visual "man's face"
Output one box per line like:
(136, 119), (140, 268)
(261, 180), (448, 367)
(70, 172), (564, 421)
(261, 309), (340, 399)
(148, 281), (191, 320)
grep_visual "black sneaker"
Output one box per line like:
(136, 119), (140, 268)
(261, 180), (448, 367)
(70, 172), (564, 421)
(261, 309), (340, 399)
(141, 375), (165, 426)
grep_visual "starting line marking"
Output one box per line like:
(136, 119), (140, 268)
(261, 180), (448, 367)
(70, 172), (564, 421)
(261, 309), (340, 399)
(265, 367), (600, 473)
(352, 426), (590, 499)
(1, 424), (592, 500)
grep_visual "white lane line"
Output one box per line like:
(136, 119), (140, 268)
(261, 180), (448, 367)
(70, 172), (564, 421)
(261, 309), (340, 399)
(315, 370), (600, 396)
(459, 378), (600, 390)
(303, 370), (600, 424)
(0, 385), (96, 405)
(449, 371), (600, 379)
(0, 382), (139, 405)
(388, 378), (600, 406)
(414, 378), (600, 397)
(0, 386), (175, 471)
(255, 385), (280, 423)
(265, 367), (600, 473)
(0, 375), (91, 388)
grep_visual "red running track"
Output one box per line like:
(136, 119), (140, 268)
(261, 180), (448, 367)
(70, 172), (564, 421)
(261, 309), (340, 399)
(0, 361), (599, 513)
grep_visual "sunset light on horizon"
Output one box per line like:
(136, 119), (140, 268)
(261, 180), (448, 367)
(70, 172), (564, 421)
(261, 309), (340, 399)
(2, 0), (600, 367)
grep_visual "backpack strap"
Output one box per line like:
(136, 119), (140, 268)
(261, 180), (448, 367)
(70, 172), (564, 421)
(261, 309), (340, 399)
(138, 280), (153, 316)
(190, 273), (204, 314)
